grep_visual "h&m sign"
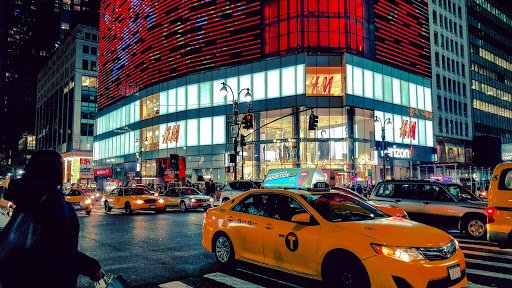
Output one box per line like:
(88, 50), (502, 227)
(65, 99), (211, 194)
(162, 124), (180, 144)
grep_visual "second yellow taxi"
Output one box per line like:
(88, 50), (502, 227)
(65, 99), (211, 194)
(103, 186), (165, 214)
(202, 168), (468, 288)
(64, 189), (93, 215)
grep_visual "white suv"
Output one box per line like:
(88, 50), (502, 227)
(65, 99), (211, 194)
(218, 180), (261, 203)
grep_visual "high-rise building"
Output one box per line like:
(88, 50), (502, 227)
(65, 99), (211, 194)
(94, 0), (435, 185)
(36, 25), (98, 185)
(468, 0), (512, 166)
(0, 0), (99, 176)
(429, 0), (473, 166)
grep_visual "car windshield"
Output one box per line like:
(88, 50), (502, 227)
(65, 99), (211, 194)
(446, 184), (480, 201)
(125, 189), (151, 196)
(300, 192), (388, 222)
(229, 181), (255, 191)
(64, 190), (82, 196)
(182, 189), (201, 196)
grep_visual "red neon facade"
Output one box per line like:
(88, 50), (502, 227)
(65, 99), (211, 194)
(263, 0), (366, 55)
(98, 0), (262, 108)
(373, 0), (430, 78)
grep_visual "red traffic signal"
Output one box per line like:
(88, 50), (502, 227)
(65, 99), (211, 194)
(242, 114), (253, 130)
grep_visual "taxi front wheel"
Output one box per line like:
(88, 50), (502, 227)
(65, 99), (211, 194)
(322, 251), (370, 288)
(213, 234), (235, 267)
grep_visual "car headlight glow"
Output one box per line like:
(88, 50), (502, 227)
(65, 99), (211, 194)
(158, 199), (164, 204)
(191, 199), (196, 203)
(371, 244), (425, 262)
(84, 199), (92, 205)
(135, 199), (144, 205)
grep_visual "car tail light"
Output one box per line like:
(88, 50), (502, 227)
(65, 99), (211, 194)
(487, 206), (497, 224)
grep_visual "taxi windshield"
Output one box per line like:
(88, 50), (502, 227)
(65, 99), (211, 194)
(182, 189), (201, 196)
(300, 192), (388, 222)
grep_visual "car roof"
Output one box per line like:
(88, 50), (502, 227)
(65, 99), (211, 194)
(378, 180), (444, 184)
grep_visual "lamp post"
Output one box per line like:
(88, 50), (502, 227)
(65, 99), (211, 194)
(220, 82), (252, 181)
(374, 116), (392, 181)
(135, 137), (149, 184)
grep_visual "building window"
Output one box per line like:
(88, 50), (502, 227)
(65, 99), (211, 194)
(458, 6), (462, 19)
(441, 34), (445, 48)
(85, 32), (91, 40)
(434, 32), (438, 45)
(445, 119), (449, 134)
(443, 76), (447, 90)
(437, 94), (442, 110)
(92, 34), (98, 41)
(465, 123), (469, 136)
(454, 100), (458, 114)
(459, 25), (463, 38)
(82, 59), (88, 70)
(458, 102), (462, 115)
(436, 74), (441, 89)
(433, 11), (437, 25)
(442, 55), (446, 69)
(455, 121), (458, 135)
(449, 99), (453, 113)
(450, 120), (454, 134)
(464, 103), (467, 115)
(91, 61), (97, 71)
(439, 117), (443, 133)
(444, 97), (448, 111)
(462, 63), (466, 77)
(91, 47), (97, 55)
(461, 45), (465, 58)
(82, 45), (89, 54)
(435, 52), (440, 67)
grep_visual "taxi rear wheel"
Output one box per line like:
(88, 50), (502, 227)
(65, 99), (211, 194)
(213, 234), (235, 267)
(124, 202), (133, 214)
(322, 251), (370, 288)
(104, 201), (112, 212)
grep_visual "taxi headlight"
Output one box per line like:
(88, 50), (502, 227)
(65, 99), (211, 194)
(371, 244), (425, 262)
(84, 199), (92, 205)
(135, 199), (144, 205)
(191, 199), (197, 203)
(158, 199), (164, 204)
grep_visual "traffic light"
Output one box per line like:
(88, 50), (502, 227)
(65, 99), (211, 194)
(240, 135), (247, 147)
(384, 152), (391, 161)
(242, 113), (253, 130)
(170, 154), (179, 171)
(308, 112), (318, 130)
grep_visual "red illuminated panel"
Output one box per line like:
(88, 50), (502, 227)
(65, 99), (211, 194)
(98, 0), (262, 109)
(373, 0), (431, 78)
(263, 0), (365, 55)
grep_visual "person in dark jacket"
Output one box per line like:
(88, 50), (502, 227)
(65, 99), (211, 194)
(0, 150), (103, 287)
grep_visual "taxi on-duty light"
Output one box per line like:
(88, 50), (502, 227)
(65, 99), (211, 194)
(64, 189), (93, 215)
(202, 168), (468, 288)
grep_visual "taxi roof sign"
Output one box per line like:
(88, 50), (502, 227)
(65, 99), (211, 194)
(262, 168), (328, 191)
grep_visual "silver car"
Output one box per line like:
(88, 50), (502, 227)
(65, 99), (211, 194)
(369, 180), (488, 239)
(161, 187), (214, 212)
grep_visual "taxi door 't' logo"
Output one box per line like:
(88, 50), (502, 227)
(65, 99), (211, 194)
(285, 232), (299, 252)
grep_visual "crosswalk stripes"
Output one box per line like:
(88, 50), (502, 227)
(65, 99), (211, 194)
(204, 272), (266, 288)
(158, 281), (192, 288)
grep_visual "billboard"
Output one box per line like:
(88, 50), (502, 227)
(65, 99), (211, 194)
(502, 143), (512, 161)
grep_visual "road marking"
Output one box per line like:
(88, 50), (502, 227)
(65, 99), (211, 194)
(159, 281), (192, 288)
(204, 272), (265, 288)
(237, 268), (302, 288)
(463, 250), (512, 260)
(459, 243), (502, 252)
(466, 258), (512, 269)
(466, 269), (512, 281)
(464, 282), (493, 288)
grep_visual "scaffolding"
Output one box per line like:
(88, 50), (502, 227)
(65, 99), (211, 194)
(418, 163), (492, 193)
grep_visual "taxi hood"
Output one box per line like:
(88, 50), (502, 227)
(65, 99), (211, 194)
(339, 217), (452, 248)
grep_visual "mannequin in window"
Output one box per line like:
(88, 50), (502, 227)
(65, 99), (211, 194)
(318, 130), (330, 161)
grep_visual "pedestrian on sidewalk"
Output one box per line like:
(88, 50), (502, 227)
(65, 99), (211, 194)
(0, 150), (104, 287)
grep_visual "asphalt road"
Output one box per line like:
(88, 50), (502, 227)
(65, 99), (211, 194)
(2, 205), (511, 288)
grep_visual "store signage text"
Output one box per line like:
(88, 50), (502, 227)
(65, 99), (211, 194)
(307, 75), (334, 96)
(399, 120), (417, 140)
(94, 168), (112, 177)
(502, 144), (512, 161)
(381, 147), (411, 159)
(80, 158), (91, 166)
(162, 124), (180, 144)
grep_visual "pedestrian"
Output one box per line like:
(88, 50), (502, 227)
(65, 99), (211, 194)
(0, 150), (104, 287)
(207, 179), (216, 198)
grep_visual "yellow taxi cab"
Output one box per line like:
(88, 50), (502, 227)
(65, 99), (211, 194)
(203, 168), (467, 288)
(64, 189), (93, 215)
(102, 186), (165, 214)
(0, 183), (15, 216)
(487, 162), (512, 248)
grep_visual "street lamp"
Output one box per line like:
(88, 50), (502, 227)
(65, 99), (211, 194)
(374, 116), (392, 181)
(220, 82), (252, 181)
(136, 136), (149, 184)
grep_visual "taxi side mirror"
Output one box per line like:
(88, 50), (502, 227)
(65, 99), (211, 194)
(291, 213), (311, 224)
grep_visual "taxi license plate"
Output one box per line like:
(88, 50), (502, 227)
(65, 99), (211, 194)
(448, 264), (461, 280)
(149, 205), (156, 209)
(73, 203), (81, 208)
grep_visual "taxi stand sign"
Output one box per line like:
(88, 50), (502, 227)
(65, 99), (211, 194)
(262, 168), (329, 191)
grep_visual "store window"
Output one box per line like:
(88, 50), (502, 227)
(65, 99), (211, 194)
(140, 94), (160, 120)
(140, 125), (159, 151)
(306, 66), (343, 96)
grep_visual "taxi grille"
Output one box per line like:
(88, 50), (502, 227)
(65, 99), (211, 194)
(144, 199), (157, 204)
(198, 199), (209, 202)
(418, 240), (457, 261)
